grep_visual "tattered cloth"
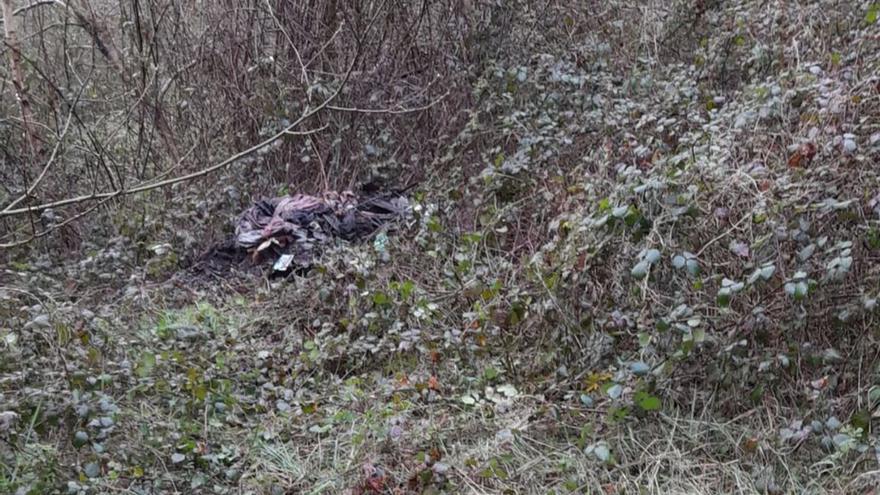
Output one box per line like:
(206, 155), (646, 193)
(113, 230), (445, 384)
(236, 191), (407, 247)
(230, 190), (408, 271)
(192, 190), (409, 276)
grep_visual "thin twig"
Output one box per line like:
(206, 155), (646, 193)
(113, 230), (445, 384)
(2, 95), (76, 213)
(0, 57), (356, 219)
(11, 0), (65, 17)
(327, 89), (450, 114)
(695, 213), (751, 257)
(0, 192), (120, 248)
(263, 0), (310, 92)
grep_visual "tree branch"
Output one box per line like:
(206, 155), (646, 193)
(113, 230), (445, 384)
(0, 193), (118, 248)
(0, 45), (357, 220)
(2, 86), (79, 213)
(13, 0), (65, 17)
(327, 89), (450, 114)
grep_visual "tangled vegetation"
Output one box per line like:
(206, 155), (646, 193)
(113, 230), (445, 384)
(2, 1), (880, 493)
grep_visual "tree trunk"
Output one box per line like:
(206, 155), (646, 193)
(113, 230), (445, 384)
(2, 0), (43, 163)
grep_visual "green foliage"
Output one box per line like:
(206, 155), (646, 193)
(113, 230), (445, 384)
(136, 352), (156, 378)
(784, 272), (812, 301)
(716, 278), (744, 308)
(3, 1), (880, 493)
(634, 390), (661, 412)
(867, 3), (879, 24)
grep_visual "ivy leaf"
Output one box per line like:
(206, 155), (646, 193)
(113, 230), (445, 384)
(496, 384), (518, 398)
(372, 291), (391, 306)
(798, 244), (815, 261)
(748, 264), (775, 285)
(785, 281), (809, 300)
(721, 278), (744, 292)
(606, 384), (623, 399)
(634, 391), (661, 411)
(73, 431), (89, 448)
(191, 473), (207, 490)
(868, 386), (880, 411)
(644, 249), (661, 264)
(672, 255), (686, 269)
(483, 366), (499, 381)
(399, 280), (415, 299)
(867, 3), (879, 24)
(592, 443), (611, 462)
(686, 258), (700, 276)
(629, 361), (650, 376)
(717, 288), (732, 307)
(136, 352), (156, 378)
(631, 261), (650, 279)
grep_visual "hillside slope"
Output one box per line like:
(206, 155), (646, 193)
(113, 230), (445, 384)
(2, 1), (880, 494)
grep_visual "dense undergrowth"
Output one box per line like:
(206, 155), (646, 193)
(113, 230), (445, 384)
(3, 1), (880, 494)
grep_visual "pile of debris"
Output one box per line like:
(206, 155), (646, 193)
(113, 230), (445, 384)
(196, 189), (410, 275)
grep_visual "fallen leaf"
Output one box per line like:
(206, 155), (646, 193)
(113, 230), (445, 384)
(576, 252), (588, 271)
(787, 142), (817, 168)
(729, 240), (750, 258)
(427, 375), (441, 390)
(397, 374), (410, 387)
(742, 437), (759, 453)
(584, 372), (612, 392)
(496, 384), (518, 397)
(361, 463), (387, 493)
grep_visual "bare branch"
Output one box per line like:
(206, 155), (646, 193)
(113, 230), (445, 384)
(0, 193), (118, 249)
(2, 92), (77, 213)
(263, 0), (310, 93)
(0, 46), (358, 220)
(12, 0), (65, 17)
(327, 90), (450, 114)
